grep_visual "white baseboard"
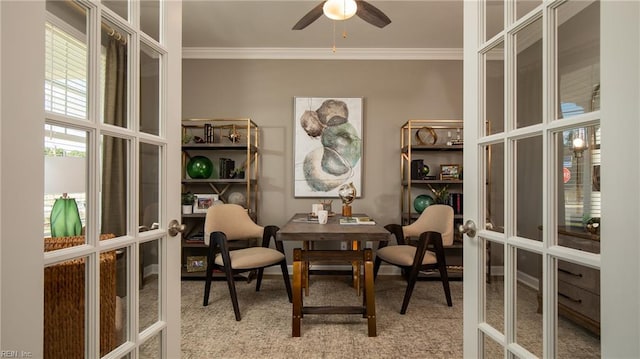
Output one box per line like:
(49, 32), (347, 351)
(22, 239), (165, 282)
(490, 266), (539, 290)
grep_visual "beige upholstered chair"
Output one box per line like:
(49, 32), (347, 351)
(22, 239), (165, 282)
(375, 204), (454, 314)
(202, 204), (292, 320)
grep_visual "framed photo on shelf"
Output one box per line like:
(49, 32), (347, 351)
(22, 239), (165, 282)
(193, 194), (219, 213)
(186, 256), (207, 272)
(440, 164), (460, 180)
(293, 97), (363, 198)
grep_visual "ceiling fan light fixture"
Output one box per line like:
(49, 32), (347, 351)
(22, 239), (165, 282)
(323, 0), (357, 21)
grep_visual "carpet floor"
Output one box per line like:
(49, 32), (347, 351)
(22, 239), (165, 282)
(181, 275), (463, 359)
(179, 274), (600, 358)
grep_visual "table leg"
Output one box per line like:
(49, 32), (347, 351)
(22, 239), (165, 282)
(303, 241), (310, 296)
(352, 240), (361, 296)
(292, 248), (303, 337)
(363, 248), (377, 337)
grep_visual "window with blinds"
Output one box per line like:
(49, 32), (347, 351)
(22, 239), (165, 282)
(44, 21), (87, 120)
(44, 18), (88, 236)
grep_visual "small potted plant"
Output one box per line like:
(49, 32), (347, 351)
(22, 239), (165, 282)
(232, 167), (245, 179)
(232, 161), (247, 179)
(181, 192), (195, 214)
(428, 184), (449, 204)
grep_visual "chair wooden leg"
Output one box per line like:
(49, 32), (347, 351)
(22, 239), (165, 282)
(373, 257), (382, 279)
(439, 263), (453, 306)
(203, 266), (213, 306)
(222, 265), (242, 321)
(203, 249), (215, 306)
(400, 266), (420, 315)
(255, 268), (265, 292)
(280, 260), (293, 303)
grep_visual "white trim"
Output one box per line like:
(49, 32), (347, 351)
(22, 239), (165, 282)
(182, 47), (463, 60)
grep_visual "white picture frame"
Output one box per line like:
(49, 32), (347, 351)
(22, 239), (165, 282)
(293, 97), (363, 198)
(193, 194), (219, 213)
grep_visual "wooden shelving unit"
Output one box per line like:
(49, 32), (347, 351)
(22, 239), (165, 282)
(400, 119), (464, 279)
(180, 118), (260, 279)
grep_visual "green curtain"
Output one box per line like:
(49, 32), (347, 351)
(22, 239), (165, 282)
(50, 198), (82, 237)
(101, 36), (127, 236)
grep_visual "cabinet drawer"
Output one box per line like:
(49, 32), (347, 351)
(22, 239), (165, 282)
(558, 233), (600, 254)
(558, 281), (600, 322)
(558, 260), (600, 294)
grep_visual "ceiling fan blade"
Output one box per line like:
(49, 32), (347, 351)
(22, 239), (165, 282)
(356, 0), (391, 28)
(292, 1), (326, 30)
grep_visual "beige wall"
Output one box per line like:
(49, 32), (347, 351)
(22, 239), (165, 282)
(182, 59), (462, 250)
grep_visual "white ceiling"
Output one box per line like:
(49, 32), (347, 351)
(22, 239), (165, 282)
(182, 0), (463, 55)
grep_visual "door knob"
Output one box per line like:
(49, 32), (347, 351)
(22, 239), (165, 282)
(458, 220), (477, 238)
(167, 219), (185, 237)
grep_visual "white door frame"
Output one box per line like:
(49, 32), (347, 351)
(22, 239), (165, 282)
(599, 1), (640, 356)
(0, 1), (182, 357)
(463, 1), (640, 358)
(1, 1), (46, 356)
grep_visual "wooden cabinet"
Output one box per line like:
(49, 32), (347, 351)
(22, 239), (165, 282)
(535, 226), (600, 336)
(180, 118), (259, 279)
(400, 120), (464, 278)
(556, 228), (600, 336)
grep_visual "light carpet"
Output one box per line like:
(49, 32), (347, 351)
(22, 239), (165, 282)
(181, 275), (463, 359)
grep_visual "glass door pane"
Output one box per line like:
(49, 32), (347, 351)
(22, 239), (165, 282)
(43, 257), (86, 358)
(485, 42), (505, 135)
(485, 143), (504, 232)
(140, 0), (160, 42)
(555, 124), (601, 253)
(101, 135), (129, 237)
(515, 249), (542, 357)
(556, 1), (600, 120)
(44, 126), (88, 241)
(485, 240), (505, 332)
(556, 259), (601, 357)
(103, 0), (128, 21)
(101, 247), (125, 354)
(516, 135), (542, 240)
(486, 0), (504, 41)
(517, 0), (542, 20)
(101, 19), (130, 129)
(139, 239), (160, 332)
(515, 17), (543, 129)
(140, 43), (161, 136)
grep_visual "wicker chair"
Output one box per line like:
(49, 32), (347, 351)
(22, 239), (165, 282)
(44, 234), (117, 358)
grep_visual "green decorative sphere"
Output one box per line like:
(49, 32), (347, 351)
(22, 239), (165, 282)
(414, 194), (435, 214)
(186, 156), (213, 179)
(421, 164), (430, 177)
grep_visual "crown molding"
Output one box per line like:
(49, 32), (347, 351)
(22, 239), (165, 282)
(182, 47), (463, 60)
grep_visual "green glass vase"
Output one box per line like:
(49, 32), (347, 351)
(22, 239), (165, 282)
(50, 197), (82, 237)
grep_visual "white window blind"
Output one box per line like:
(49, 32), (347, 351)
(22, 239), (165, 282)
(44, 21), (87, 120)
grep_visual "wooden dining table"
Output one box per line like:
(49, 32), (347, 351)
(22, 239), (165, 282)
(277, 213), (390, 337)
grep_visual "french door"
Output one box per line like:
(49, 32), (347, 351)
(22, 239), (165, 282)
(1, 1), (181, 357)
(463, 1), (640, 358)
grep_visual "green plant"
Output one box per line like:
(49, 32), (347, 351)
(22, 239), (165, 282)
(428, 184), (449, 204)
(181, 192), (195, 206)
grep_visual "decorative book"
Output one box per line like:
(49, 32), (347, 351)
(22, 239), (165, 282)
(339, 217), (376, 225)
(355, 216), (376, 225)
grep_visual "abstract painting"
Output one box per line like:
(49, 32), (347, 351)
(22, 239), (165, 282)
(294, 97), (363, 198)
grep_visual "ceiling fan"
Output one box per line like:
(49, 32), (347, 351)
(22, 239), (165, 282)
(292, 0), (392, 30)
